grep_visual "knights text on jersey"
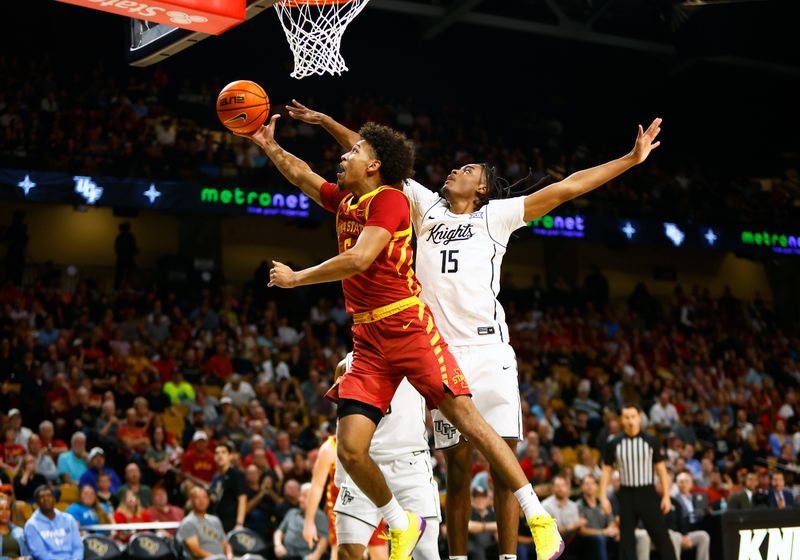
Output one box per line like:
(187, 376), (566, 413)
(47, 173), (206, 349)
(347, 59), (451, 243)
(403, 179), (526, 346)
(320, 182), (421, 315)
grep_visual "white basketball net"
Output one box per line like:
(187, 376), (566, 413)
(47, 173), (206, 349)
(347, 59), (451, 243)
(274, 0), (370, 79)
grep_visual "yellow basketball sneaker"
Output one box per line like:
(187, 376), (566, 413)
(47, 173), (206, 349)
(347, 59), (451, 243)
(527, 514), (565, 560)
(388, 511), (426, 560)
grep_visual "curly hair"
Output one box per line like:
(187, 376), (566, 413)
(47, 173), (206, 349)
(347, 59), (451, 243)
(358, 122), (415, 187)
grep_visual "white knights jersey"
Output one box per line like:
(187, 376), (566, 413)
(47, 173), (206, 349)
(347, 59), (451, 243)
(404, 179), (527, 346)
(344, 352), (427, 462)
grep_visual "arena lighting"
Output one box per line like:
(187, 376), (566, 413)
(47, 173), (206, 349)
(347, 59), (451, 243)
(622, 221), (636, 240)
(143, 184), (162, 204)
(663, 223), (685, 247)
(17, 174), (36, 196)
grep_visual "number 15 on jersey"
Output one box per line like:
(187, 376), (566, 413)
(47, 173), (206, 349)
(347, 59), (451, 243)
(440, 250), (459, 274)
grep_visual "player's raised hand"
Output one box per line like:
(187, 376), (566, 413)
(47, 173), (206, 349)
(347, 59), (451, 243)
(287, 99), (326, 125)
(236, 114), (281, 150)
(628, 117), (662, 164)
(269, 260), (297, 288)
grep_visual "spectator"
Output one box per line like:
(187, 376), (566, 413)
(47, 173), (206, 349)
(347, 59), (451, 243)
(113, 489), (152, 543)
(37, 421), (67, 458)
(23, 485), (83, 560)
(573, 446), (602, 485)
(79, 448), (122, 493)
(7, 410), (32, 449)
(210, 442), (247, 533)
(666, 475), (711, 560)
(222, 374), (256, 408)
(274, 479), (300, 523)
(542, 476), (583, 542)
(65, 484), (112, 528)
(768, 472), (794, 509)
(27, 434), (58, 484)
(650, 391), (679, 434)
(467, 486), (498, 560)
(243, 465), (278, 536)
(145, 485), (184, 526)
(1, 426), (25, 476)
(577, 475), (618, 560)
(182, 431), (216, 484)
(95, 472), (115, 511)
(164, 370), (196, 406)
(145, 425), (181, 479)
(117, 407), (150, 454)
(728, 472), (758, 510)
(573, 379), (602, 420)
(273, 482), (327, 560)
(769, 420), (793, 458)
(13, 455), (47, 504)
(177, 486), (240, 560)
(0, 494), (29, 558)
(56, 432), (89, 485)
(94, 400), (120, 450)
(115, 463), (152, 508)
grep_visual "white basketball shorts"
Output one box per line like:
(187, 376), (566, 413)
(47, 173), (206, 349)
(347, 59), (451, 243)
(431, 342), (523, 449)
(334, 450), (441, 540)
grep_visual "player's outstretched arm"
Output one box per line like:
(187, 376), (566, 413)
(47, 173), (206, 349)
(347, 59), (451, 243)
(522, 117), (662, 222)
(238, 114), (326, 206)
(269, 226), (392, 288)
(287, 99), (361, 150)
(304, 437), (336, 548)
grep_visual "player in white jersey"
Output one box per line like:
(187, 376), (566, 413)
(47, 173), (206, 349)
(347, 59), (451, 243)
(328, 353), (441, 560)
(287, 100), (662, 559)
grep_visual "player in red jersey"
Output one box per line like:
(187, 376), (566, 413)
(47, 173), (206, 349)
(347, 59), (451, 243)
(240, 114), (564, 560)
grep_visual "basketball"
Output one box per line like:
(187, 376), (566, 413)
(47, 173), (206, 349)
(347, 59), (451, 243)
(216, 80), (270, 134)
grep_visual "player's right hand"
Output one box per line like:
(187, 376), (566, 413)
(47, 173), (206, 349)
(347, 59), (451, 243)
(600, 496), (612, 515)
(303, 520), (319, 548)
(287, 99), (325, 125)
(236, 114), (281, 150)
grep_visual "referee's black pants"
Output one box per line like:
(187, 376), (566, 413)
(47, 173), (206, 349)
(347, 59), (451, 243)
(618, 486), (676, 560)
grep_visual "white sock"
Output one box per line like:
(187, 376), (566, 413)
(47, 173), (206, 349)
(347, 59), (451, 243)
(379, 497), (409, 530)
(500, 555), (518, 560)
(514, 484), (548, 518)
(449, 557), (468, 560)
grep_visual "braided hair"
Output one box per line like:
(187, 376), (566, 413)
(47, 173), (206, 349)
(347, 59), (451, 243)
(440, 163), (552, 210)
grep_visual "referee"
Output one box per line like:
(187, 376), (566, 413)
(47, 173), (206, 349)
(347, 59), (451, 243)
(599, 403), (675, 560)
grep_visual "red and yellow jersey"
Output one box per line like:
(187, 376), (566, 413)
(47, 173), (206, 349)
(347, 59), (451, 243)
(325, 435), (338, 513)
(320, 183), (420, 315)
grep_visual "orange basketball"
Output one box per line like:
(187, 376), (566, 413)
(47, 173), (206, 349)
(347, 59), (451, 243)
(216, 80), (270, 134)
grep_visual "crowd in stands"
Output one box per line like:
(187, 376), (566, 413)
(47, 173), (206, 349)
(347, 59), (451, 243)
(1, 56), (799, 229)
(0, 252), (798, 558)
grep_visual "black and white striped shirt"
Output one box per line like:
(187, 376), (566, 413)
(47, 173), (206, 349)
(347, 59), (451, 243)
(602, 431), (665, 488)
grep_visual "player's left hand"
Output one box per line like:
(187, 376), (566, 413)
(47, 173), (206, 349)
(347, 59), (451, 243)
(269, 260), (297, 288)
(287, 99), (326, 125)
(660, 493), (672, 514)
(629, 117), (662, 164)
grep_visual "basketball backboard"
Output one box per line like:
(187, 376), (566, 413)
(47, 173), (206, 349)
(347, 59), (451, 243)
(128, 0), (278, 67)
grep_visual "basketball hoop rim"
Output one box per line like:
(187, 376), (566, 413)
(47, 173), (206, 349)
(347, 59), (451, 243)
(278, 0), (355, 6)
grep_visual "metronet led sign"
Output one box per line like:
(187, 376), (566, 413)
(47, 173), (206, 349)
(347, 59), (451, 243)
(741, 229), (800, 255)
(200, 187), (312, 218)
(529, 215), (586, 238)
